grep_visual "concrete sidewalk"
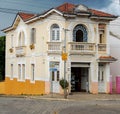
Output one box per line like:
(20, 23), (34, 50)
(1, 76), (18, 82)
(1, 93), (120, 101)
(30, 93), (120, 101)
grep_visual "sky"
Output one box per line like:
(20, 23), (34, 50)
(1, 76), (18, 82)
(0, 0), (120, 36)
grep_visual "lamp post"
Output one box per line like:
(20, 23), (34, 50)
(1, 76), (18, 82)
(62, 28), (69, 99)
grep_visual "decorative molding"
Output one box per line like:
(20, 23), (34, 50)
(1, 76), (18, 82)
(9, 48), (13, 53)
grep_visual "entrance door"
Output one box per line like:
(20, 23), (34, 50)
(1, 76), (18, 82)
(98, 63), (105, 93)
(51, 70), (60, 93)
(50, 62), (60, 93)
(71, 67), (89, 92)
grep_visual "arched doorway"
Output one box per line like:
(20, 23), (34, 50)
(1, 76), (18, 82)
(73, 24), (87, 42)
(76, 30), (83, 42)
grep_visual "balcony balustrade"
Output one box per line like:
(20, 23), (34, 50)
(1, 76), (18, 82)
(47, 42), (107, 55)
(47, 42), (62, 54)
(69, 42), (96, 54)
(98, 44), (106, 52)
(15, 46), (26, 57)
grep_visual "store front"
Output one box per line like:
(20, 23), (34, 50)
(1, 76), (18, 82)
(71, 63), (89, 92)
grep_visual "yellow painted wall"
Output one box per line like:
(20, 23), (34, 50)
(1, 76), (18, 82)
(5, 77), (45, 95)
(0, 81), (5, 94)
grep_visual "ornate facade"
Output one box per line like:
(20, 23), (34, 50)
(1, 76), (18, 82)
(1, 3), (117, 95)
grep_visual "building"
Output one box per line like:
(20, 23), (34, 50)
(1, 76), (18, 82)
(1, 3), (117, 95)
(109, 17), (120, 92)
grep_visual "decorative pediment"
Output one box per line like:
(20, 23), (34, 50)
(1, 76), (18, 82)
(75, 4), (89, 13)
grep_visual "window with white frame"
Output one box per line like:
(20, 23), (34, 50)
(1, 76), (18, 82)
(18, 64), (25, 81)
(50, 62), (60, 82)
(22, 64), (25, 80)
(98, 63), (104, 82)
(11, 34), (14, 48)
(31, 64), (35, 81)
(31, 28), (36, 44)
(50, 24), (60, 41)
(11, 64), (13, 79)
(18, 31), (25, 46)
(18, 64), (21, 80)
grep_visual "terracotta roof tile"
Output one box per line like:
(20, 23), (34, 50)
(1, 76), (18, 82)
(56, 3), (116, 18)
(89, 9), (114, 17)
(18, 12), (36, 21)
(99, 56), (117, 61)
(56, 2), (75, 13)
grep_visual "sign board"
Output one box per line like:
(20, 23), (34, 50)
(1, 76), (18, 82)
(62, 53), (68, 61)
(50, 68), (57, 71)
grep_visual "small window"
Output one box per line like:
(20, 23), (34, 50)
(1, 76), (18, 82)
(18, 64), (21, 80)
(11, 35), (14, 48)
(11, 64), (13, 79)
(31, 64), (35, 81)
(18, 64), (25, 81)
(31, 28), (36, 44)
(22, 64), (25, 80)
(18, 31), (25, 46)
(51, 24), (60, 41)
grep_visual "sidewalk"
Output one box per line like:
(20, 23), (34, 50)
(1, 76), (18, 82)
(1, 93), (120, 101)
(30, 92), (120, 101)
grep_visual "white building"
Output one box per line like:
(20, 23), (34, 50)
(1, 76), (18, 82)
(0, 3), (117, 95)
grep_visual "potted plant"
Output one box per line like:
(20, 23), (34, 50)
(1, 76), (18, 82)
(59, 78), (69, 98)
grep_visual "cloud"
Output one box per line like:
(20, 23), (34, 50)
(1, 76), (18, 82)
(101, 0), (120, 15)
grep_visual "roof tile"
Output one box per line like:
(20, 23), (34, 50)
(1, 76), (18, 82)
(56, 3), (116, 17)
(18, 12), (36, 21)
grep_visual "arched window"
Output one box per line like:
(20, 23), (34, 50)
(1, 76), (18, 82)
(73, 24), (87, 42)
(50, 24), (60, 41)
(18, 31), (25, 46)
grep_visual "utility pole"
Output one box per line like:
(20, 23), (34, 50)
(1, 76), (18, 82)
(62, 28), (69, 99)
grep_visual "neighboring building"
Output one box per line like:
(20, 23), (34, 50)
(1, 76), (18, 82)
(1, 3), (117, 95)
(109, 17), (120, 92)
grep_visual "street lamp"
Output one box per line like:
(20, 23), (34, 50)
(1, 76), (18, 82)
(62, 28), (70, 99)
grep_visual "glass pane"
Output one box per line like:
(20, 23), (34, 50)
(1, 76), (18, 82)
(52, 71), (54, 81)
(57, 71), (59, 81)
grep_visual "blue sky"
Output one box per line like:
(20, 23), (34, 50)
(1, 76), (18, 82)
(0, 0), (120, 36)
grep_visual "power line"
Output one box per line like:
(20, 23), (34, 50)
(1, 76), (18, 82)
(0, 7), (38, 14)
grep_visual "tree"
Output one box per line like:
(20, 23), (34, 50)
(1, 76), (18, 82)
(0, 36), (5, 81)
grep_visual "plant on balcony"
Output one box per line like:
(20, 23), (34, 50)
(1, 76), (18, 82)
(29, 44), (35, 50)
(9, 48), (13, 53)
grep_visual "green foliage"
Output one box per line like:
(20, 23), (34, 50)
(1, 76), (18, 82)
(0, 36), (5, 81)
(59, 78), (69, 89)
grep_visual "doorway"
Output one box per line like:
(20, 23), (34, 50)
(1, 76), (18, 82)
(71, 67), (89, 92)
(76, 30), (83, 42)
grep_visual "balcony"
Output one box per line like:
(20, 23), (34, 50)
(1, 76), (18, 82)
(69, 42), (96, 55)
(47, 42), (62, 54)
(98, 44), (106, 52)
(15, 46), (26, 57)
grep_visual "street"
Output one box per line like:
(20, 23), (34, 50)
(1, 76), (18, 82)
(0, 96), (120, 114)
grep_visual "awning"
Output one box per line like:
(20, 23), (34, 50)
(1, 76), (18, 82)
(97, 56), (117, 63)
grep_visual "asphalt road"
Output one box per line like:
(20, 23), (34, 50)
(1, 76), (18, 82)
(0, 97), (120, 114)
